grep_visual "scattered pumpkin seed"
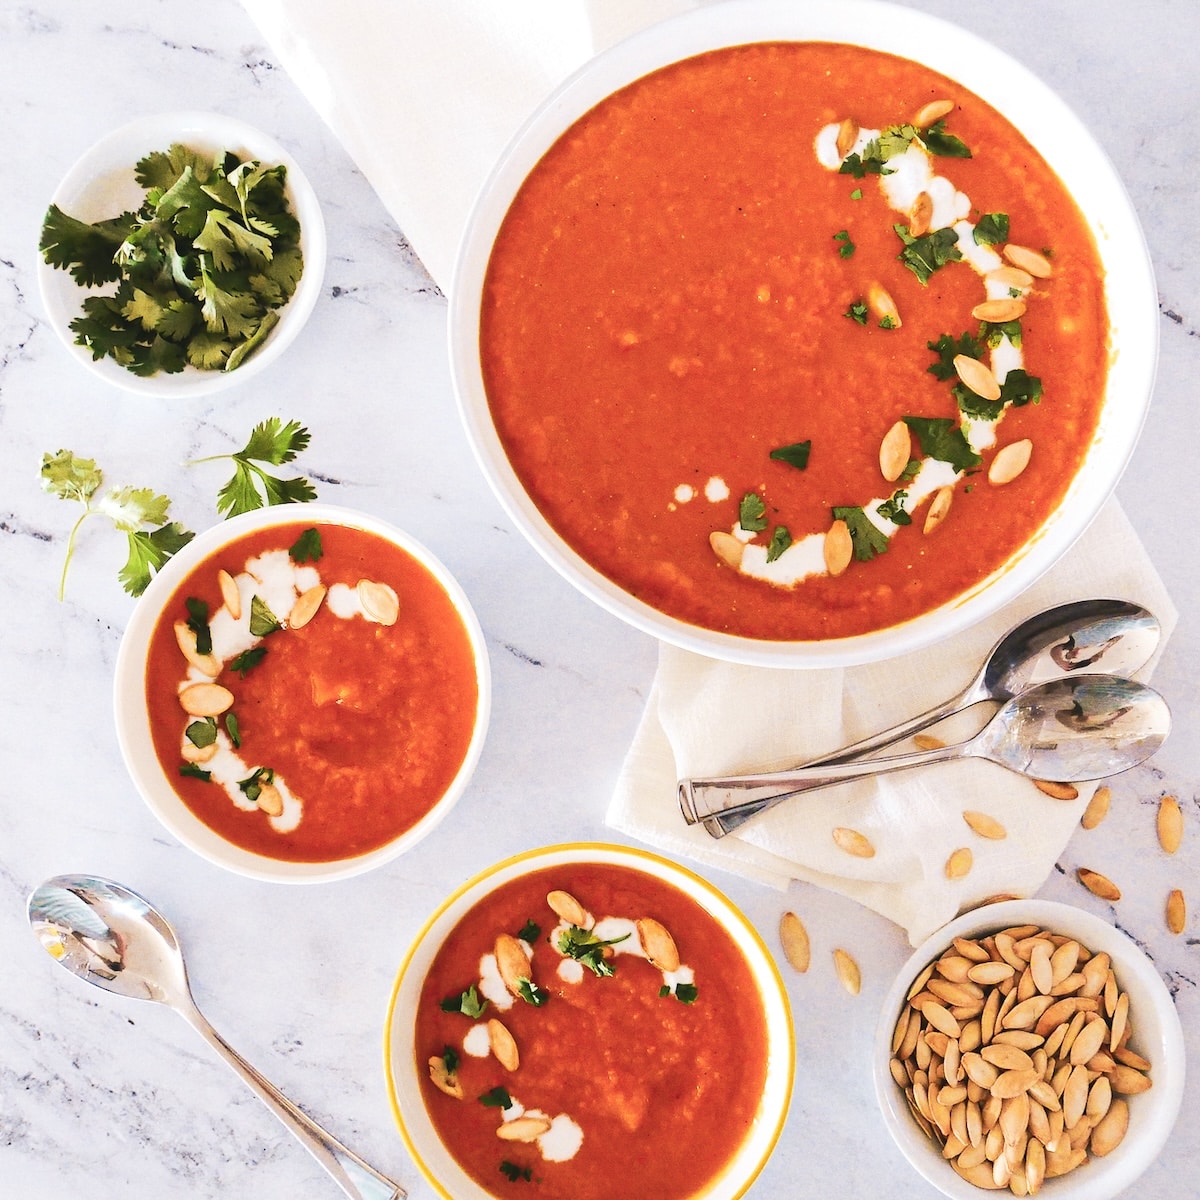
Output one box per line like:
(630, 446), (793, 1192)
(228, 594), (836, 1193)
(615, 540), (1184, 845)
(832, 826), (875, 858)
(1080, 785), (1111, 829)
(833, 948), (861, 995)
(1156, 795), (1183, 853)
(1076, 867), (1121, 902)
(1167, 888), (1186, 934)
(709, 530), (745, 570)
(779, 910), (811, 973)
(988, 439), (1033, 486)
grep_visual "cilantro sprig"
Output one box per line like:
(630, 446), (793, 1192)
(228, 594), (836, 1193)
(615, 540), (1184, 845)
(440, 985), (489, 1019)
(556, 926), (629, 978)
(39, 143), (303, 376)
(831, 506), (890, 562)
(39, 450), (194, 599)
(191, 418), (317, 517)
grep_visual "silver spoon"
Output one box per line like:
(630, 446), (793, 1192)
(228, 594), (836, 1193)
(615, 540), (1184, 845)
(679, 675), (1169, 829)
(27, 875), (404, 1200)
(701, 598), (1160, 837)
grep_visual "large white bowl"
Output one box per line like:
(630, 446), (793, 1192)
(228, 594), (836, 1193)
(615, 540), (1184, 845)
(449, 0), (1157, 668)
(38, 111), (326, 398)
(113, 503), (490, 883)
(384, 842), (795, 1200)
(874, 899), (1185, 1199)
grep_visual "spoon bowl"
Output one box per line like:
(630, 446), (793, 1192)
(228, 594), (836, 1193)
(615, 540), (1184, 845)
(679, 676), (1170, 827)
(28, 875), (404, 1200)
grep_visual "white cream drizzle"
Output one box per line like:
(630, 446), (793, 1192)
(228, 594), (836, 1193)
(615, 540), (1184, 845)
(174, 544), (383, 832)
(696, 121), (1036, 588)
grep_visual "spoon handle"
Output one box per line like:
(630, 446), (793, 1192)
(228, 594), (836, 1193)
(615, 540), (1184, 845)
(178, 1002), (404, 1199)
(690, 686), (980, 837)
(679, 742), (955, 833)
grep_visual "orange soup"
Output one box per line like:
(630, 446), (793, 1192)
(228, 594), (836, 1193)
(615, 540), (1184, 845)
(481, 42), (1108, 641)
(414, 862), (771, 1199)
(144, 521), (480, 862)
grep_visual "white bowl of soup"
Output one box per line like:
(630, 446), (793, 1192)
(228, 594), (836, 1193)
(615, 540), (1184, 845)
(449, 0), (1156, 667)
(875, 900), (1184, 1198)
(113, 504), (490, 882)
(384, 843), (794, 1200)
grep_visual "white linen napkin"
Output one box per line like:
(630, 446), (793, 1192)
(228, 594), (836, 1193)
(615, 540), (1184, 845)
(608, 500), (1176, 944)
(239, 0), (1176, 944)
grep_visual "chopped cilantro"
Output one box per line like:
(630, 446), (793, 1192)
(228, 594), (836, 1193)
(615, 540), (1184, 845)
(845, 300), (869, 325)
(479, 1087), (514, 1109)
(516, 919), (542, 944)
(179, 762), (212, 781)
(927, 331), (984, 380)
(249, 594), (282, 637)
(899, 459), (921, 484)
(517, 979), (550, 1007)
(660, 981), (700, 1004)
(982, 318), (1023, 350)
(225, 711), (241, 749)
(878, 123), (920, 160)
(833, 229), (856, 258)
(739, 492), (768, 532)
(228, 646), (267, 677)
(768, 441), (811, 471)
(289, 526), (323, 563)
(879, 315), (898, 330)
(876, 491), (912, 527)
(439, 1045), (460, 1075)
(440, 985), (489, 1019)
(500, 1162), (533, 1183)
(920, 119), (972, 159)
(954, 384), (1005, 422)
(831, 506), (890, 562)
(895, 225), (963, 284)
(973, 212), (1010, 246)
(185, 597), (213, 654)
(1000, 368), (1044, 407)
(766, 526), (792, 562)
(850, 187), (863, 200)
(185, 718), (217, 749)
(238, 766), (274, 803)
(557, 926), (628, 978)
(903, 416), (982, 473)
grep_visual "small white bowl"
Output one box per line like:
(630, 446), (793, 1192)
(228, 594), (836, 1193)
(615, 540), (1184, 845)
(449, 0), (1157, 668)
(113, 504), (490, 883)
(383, 842), (795, 1200)
(38, 111), (326, 398)
(874, 899), (1185, 1199)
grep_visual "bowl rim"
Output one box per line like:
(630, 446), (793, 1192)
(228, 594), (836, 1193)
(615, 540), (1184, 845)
(112, 502), (491, 883)
(448, 0), (1158, 669)
(37, 109), (327, 398)
(872, 898), (1185, 1199)
(382, 840), (796, 1200)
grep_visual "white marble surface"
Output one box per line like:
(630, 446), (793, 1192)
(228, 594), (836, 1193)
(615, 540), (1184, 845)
(0, 1), (1196, 1197)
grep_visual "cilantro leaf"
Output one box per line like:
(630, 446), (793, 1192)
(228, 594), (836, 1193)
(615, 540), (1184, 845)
(517, 979), (550, 1007)
(974, 212), (1010, 246)
(921, 120), (972, 158)
(39, 449), (193, 599)
(39, 204), (136, 287)
(845, 300), (868, 325)
(739, 492), (768, 533)
(1000, 369), (1043, 407)
(927, 332), (984, 380)
(895, 225), (963, 284)
(225, 711), (242, 749)
(479, 1087), (514, 1109)
(516, 920), (542, 944)
(238, 766), (274, 803)
(194, 418), (317, 517)
(229, 647), (267, 677)
(186, 718), (218, 749)
(982, 319), (1023, 350)
(249, 595), (282, 637)
(833, 229), (856, 258)
(185, 596), (213, 654)
(180, 762), (212, 781)
(832, 506), (890, 562)
(659, 982), (699, 1004)
(766, 526), (792, 562)
(903, 416), (982, 473)
(557, 926), (629, 977)
(876, 491), (912, 527)
(954, 383), (1005, 422)
(769, 441), (811, 471)
(289, 527), (323, 563)
(500, 1161), (533, 1183)
(440, 985), (489, 1019)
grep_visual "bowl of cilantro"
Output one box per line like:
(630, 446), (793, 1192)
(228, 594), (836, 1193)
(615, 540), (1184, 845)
(37, 111), (326, 397)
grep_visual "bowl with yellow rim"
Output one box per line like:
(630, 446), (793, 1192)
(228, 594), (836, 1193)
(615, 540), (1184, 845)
(384, 843), (794, 1200)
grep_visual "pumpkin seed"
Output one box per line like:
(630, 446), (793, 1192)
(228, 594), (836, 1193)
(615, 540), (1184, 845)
(835, 116), (859, 159)
(963, 810), (1006, 840)
(487, 1018), (520, 1072)
(824, 519), (853, 577)
(173, 621), (220, 677)
(779, 910), (811, 973)
(986, 265), (1034, 291)
(971, 297), (1027, 322)
(832, 826), (875, 858)
(1080, 785), (1111, 829)
(547, 889), (590, 928)
(945, 848), (973, 879)
(909, 191), (934, 237)
(1077, 867), (1121, 902)
(494, 933), (534, 998)
(834, 948), (861, 995)
(923, 486), (954, 535)
(427, 1054), (463, 1099)
(357, 579), (399, 625)
(1002, 244), (1053, 278)
(287, 584), (327, 630)
(256, 781), (284, 818)
(879, 419), (912, 482)
(1033, 779), (1078, 800)
(1167, 888), (1187, 934)
(178, 681), (234, 717)
(953, 353), (1001, 401)
(868, 281), (902, 328)
(988, 439), (1033, 486)
(913, 98), (955, 127)
(709, 530), (745, 570)
(496, 1115), (552, 1142)
(1157, 795), (1183, 853)
(1090, 1098), (1129, 1156)
(217, 568), (242, 620)
(637, 917), (680, 972)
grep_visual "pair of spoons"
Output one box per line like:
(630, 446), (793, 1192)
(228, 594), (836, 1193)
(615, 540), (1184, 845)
(679, 598), (1168, 836)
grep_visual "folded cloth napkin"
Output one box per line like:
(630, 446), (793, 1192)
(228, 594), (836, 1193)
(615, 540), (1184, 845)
(240, 1), (1176, 945)
(609, 499), (1177, 944)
